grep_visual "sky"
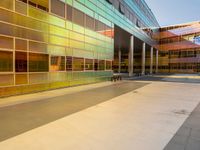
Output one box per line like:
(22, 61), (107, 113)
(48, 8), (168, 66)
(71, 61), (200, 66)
(145, 0), (200, 27)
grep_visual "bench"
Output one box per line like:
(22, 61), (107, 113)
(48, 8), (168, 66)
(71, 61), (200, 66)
(111, 74), (122, 82)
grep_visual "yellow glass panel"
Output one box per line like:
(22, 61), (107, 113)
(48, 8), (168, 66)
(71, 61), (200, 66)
(66, 47), (73, 56)
(29, 7), (65, 28)
(49, 72), (66, 82)
(73, 24), (84, 34)
(49, 35), (69, 47)
(0, 0), (13, 10)
(15, 74), (28, 85)
(69, 39), (84, 49)
(48, 45), (66, 55)
(69, 31), (84, 41)
(29, 73), (48, 84)
(29, 41), (47, 53)
(49, 25), (68, 38)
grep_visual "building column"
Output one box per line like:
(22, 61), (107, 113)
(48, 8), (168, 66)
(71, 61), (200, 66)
(156, 49), (159, 73)
(128, 35), (134, 76)
(142, 42), (146, 75)
(150, 47), (153, 74)
(118, 48), (121, 73)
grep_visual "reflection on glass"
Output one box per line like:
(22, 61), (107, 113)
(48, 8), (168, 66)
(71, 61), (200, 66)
(106, 61), (112, 70)
(50, 56), (65, 71)
(85, 59), (93, 70)
(66, 56), (72, 71)
(99, 60), (105, 70)
(29, 53), (49, 72)
(0, 51), (13, 72)
(94, 59), (99, 71)
(73, 57), (84, 71)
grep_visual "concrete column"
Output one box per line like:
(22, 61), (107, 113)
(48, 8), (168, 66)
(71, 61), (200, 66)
(118, 48), (121, 73)
(128, 35), (134, 76)
(142, 42), (146, 75)
(150, 47), (153, 74)
(156, 49), (159, 73)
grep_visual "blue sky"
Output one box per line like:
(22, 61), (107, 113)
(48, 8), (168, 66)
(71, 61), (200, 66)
(145, 0), (200, 26)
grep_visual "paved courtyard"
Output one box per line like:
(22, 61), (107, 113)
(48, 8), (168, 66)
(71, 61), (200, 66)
(0, 74), (200, 150)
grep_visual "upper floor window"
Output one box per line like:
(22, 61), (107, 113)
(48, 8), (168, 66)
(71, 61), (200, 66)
(86, 15), (95, 30)
(119, 3), (125, 15)
(73, 8), (85, 27)
(51, 0), (65, 18)
(105, 0), (112, 4)
(66, 4), (73, 21)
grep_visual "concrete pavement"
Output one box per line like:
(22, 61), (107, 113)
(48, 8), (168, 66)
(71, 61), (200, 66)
(0, 81), (147, 142)
(0, 75), (200, 149)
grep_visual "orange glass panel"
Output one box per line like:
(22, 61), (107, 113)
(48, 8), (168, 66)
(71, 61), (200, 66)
(0, 35), (13, 49)
(0, 74), (14, 86)
(15, 39), (27, 51)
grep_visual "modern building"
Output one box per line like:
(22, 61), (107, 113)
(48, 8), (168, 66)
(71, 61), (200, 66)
(153, 22), (200, 73)
(0, 0), (160, 97)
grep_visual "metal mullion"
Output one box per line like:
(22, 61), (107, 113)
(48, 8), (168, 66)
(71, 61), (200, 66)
(13, 37), (16, 86)
(27, 40), (30, 84)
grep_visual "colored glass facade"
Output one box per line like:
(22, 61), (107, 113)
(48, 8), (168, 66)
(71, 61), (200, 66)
(0, 0), (158, 97)
(153, 22), (200, 73)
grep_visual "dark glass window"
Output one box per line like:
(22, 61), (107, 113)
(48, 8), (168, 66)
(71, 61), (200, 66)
(0, 51), (13, 72)
(66, 56), (72, 71)
(38, 5), (48, 11)
(50, 56), (65, 71)
(136, 19), (140, 28)
(15, 51), (27, 72)
(106, 61), (112, 70)
(66, 4), (72, 21)
(94, 59), (99, 71)
(51, 0), (65, 18)
(86, 15), (95, 30)
(85, 59), (93, 70)
(95, 20), (105, 33)
(119, 3), (125, 15)
(28, 1), (36, 7)
(99, 60), (105, 70)
(18, 0), (27, 3)
(29, 53), (49, 72)
(112, 0), (119, 10)
(73, 8), (85, 26)
(106, 0), (112, 4)
(73, 57), (84, 71)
